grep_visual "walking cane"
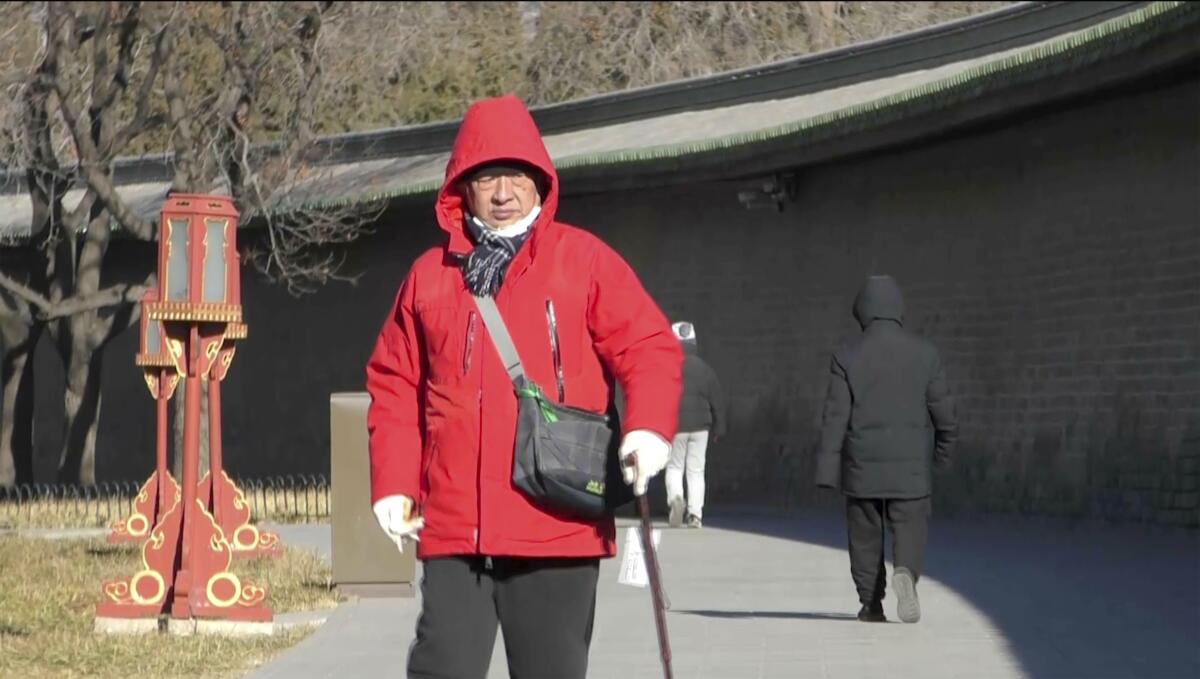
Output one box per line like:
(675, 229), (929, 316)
(627, 454), (674, 679)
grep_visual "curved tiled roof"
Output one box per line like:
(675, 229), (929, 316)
(1, 1), (1194, 238)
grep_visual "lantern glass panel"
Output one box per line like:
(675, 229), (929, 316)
(202, 218), (227, 303)
(146, 319), (162, 356)
(167, 219), (190, 301)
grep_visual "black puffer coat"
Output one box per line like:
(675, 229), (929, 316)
(814, 276), (957, 498)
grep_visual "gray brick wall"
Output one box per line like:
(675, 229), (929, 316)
(74, 75), (1197, 526)
(560, 76), (1200, 523)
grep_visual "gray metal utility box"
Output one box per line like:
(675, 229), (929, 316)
(330, 392), (416, 597)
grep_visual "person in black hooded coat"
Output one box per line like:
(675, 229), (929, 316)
(815, 275), (957, 624)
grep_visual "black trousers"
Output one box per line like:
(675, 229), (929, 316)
(846, 496), (931, 605)
(407, 556), (600, 679)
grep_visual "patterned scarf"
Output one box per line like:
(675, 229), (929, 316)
(461, 208), (538, 297)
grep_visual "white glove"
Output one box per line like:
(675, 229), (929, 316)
(372, 494), (424, 553)
(619, 429), (671, 496)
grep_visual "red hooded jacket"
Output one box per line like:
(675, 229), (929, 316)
(366, 95), (682, 559)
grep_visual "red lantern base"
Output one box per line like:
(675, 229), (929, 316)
(108, 471), (180, 545)
(97, 493), (183, 619)
(198, 471), (283, 558)
(175, 499), (272, 622)
(96, 498), (272, 622)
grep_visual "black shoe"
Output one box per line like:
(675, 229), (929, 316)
(893, 567), (921, 623)
(856, 602), (886, 623)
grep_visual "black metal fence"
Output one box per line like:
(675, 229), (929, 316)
(0, 475), (330, 529)
(238, 475), (331, 523)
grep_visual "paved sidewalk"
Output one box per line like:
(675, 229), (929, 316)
(254, 510), (1199, 679)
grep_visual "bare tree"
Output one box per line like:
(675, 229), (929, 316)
(0, 1), (376, 485)
(0, 5), (43, 486)
(241, 2), (1013, 134)
(0, 1), (1012, 485)
(0, 264), (40, 486)
(155, 2), (376, 293)
(0, 3), (156, 485)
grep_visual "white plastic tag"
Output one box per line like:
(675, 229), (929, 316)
(617, 525), (662, 588)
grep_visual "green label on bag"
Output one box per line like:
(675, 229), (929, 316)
(585, 480), (605, 496)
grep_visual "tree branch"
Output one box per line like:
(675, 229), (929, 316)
(163, 43), (200, 192)
(256, 3), (324, 199)
(41, 281), (147, 322)
(0, 306), (35, 325)
(112, 15), (173, 152)
(92, 3), (141, 114)
(22, 20), (69, 245)
(49, 72), (155, 239)
(0, 270), (53, 316)
(0, 268), (147, 322)
(62, 190), (98, 238)
(42, 3), (154, 241)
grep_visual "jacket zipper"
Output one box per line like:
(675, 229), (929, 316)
(463, 311), (477, 376)
(546, 299), (565, 402)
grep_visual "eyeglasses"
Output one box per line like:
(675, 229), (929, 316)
(468, 169), (535, 190)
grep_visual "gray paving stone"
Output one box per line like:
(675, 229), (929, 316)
(250, 508), (1200, 679)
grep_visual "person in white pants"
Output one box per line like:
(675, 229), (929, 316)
(666, 321), (726, 528)
(666, 431), (709, 528)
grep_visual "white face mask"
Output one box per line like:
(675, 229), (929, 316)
(471, 205), (541, 238)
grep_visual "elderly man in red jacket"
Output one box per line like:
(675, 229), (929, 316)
(366, 95), (682, 679)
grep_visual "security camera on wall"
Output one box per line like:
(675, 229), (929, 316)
(736, 173), (799, 212)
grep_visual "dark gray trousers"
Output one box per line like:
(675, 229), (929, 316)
(846, 496), (931, 605)
(407, 556), (600, 679)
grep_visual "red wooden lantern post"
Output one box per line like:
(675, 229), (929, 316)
(107, 291), (181, 544)
(197, 320), (281, 558)
(187, 219), (280, 558)
(97, 194), (271, 627)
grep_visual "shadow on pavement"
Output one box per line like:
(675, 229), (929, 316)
(673, 608), (857, 621)
(706, 506), (1200, 679)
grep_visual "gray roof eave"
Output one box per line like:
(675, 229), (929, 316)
(0, 1), (1152, 191)
(260, 1), (1198, 214)
(1, 1), (1193, 240)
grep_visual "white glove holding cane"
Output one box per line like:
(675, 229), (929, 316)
(620, 429), (671, 496)
(372, 494), (424, 553)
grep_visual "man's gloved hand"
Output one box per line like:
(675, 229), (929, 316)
(372, 494), (424, 553)
(619, 429), (670, 496)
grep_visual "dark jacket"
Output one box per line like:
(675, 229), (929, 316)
(814, 276), (957, 498)
(677, 343), (726, 438)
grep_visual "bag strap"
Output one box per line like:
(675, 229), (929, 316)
(471, 294), (525, 384)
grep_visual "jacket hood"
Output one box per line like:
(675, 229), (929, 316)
(853, 275), (905, 329)
(436, 95), (559, 254)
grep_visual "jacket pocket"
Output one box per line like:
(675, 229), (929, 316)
(546, 299), (565, 402)
(416, 305), (463, 385)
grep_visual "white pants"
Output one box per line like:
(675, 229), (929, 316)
(665, 430), (708, 520)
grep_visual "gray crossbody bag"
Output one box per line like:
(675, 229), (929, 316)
(471, 294), (633, 518)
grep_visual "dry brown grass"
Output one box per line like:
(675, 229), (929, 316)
(0, 536), (339, 678)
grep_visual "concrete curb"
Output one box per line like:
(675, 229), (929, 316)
(93, 609), (333, 637)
